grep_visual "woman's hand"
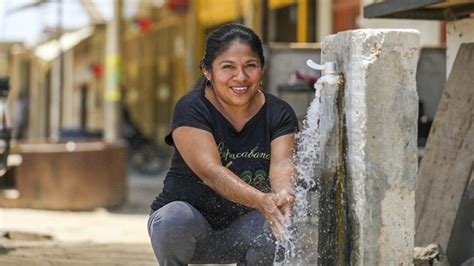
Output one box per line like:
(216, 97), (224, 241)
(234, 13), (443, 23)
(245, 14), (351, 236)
(258, 191), (293, 240)
(274, 189), (295, 224)
(267, 134), (296, 239)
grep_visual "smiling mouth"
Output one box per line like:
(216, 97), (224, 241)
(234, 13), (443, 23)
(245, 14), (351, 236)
(230, 86), (249, 94)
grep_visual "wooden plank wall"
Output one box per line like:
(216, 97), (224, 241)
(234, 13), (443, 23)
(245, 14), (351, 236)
(123, 15), (187, 146)
(415, 43), (474, 250)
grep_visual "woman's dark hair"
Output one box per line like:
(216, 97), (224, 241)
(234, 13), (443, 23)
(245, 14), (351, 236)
(196, 23), (265, 88)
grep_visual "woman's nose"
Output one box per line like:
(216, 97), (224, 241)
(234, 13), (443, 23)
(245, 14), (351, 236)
(234, 68), (248, 80)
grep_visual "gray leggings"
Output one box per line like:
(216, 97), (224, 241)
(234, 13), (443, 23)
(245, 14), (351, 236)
(147, 201), (276, 266)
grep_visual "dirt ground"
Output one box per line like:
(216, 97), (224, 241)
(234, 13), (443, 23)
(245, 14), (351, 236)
(0, 169), (164, 266)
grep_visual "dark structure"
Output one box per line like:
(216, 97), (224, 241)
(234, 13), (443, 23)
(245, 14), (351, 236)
(364, 0), (474, 21)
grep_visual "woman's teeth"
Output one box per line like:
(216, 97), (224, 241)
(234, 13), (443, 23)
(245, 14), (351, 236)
(232, 86), (248, 92)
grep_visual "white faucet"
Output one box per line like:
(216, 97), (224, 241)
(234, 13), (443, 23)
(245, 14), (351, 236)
(306, 59), (340, 93)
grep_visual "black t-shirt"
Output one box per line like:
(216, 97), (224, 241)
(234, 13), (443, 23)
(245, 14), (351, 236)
(150, 87), (298, 230)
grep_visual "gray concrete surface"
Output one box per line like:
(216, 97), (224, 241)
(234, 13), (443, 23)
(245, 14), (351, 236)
(322, 29), (420, 265)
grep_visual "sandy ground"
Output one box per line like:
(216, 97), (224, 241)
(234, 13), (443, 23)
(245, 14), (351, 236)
(0, 169), (164, 265)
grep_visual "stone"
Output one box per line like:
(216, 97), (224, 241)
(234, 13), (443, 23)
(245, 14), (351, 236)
(320, 29), (420, 265)
(414, 243), (450, 266)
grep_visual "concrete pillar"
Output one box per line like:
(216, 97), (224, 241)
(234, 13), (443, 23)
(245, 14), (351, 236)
(321, 29), (420, 265)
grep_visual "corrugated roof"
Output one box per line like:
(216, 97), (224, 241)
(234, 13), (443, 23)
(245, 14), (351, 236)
(33, 26), (94, 62)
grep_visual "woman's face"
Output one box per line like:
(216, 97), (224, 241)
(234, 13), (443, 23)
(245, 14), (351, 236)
(207, 41), (263, 108)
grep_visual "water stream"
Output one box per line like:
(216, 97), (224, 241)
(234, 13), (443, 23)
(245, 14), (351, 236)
(276, 82), (340, 265)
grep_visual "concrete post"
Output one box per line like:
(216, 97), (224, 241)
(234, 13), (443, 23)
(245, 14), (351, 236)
(321, 29), (420, 265)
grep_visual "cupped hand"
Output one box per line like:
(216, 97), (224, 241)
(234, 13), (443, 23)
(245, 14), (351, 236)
(258, 192), (293, 239)
(274, 189), (295, 223)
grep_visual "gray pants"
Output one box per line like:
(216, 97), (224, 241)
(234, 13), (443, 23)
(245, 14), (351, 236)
(147, 201), (276, 266)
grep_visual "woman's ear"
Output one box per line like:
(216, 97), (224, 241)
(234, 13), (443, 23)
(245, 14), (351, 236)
(202, 69), (211, 80)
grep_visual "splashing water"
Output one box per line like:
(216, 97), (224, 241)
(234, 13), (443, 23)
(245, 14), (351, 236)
(275, 85), (339, 265)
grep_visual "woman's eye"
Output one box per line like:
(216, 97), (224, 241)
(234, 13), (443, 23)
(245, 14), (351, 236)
(222, 65), (233, 69)
(246, 63), (257, 68)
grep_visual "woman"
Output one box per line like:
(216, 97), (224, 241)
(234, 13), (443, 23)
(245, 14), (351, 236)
(148, 23), (298, 266)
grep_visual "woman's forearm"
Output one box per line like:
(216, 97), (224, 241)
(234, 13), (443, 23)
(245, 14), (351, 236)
(202, 163), (266, 210)
(269, 134), (296, 195)
(270, 157), (296, 194)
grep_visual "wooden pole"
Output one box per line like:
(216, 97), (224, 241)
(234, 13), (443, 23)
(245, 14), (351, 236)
(104, 0), (122, 142)
(260, 0), (268, 43)
(50, 0), (63, 141)
(297, 0), (308, 42)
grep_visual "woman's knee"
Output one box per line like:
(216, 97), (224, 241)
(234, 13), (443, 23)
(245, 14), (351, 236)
(148, 201), (209, 261)
(150, 201), (208, 238)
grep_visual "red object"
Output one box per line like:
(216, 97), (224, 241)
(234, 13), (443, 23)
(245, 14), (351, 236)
(167, 0), (189, 14)
(135, 16), (153, 33)
(333, 0), (360, 32)
(91, 63), (104, 78)
(295, 70), (319, 84)
(440, 21), (446, 45)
